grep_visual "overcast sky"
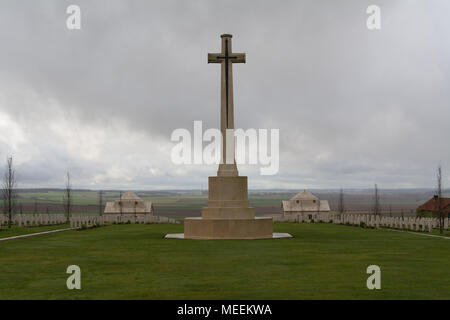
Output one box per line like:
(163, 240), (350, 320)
(0, 0), (449, 190)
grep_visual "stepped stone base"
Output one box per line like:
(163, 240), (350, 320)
(176, 175), (277, 240)
(184, 216), (273, 239)
(165, 232), (292, 240)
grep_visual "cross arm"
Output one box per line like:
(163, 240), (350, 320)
(208, 53), (222, 63)
(230, 53), (246, 63)
(207, 53), (246, 63)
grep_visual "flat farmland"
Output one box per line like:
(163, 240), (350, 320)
(12, 188), (446, 220)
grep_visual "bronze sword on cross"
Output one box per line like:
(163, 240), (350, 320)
(208, 34), (245, 129)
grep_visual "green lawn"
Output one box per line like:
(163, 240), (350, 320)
(0, 223), (448, 299)
(0, 224), (70, 239)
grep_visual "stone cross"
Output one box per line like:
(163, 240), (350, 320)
(208, 34), (245, 176)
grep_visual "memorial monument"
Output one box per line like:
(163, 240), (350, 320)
(166, 34), (291, 239)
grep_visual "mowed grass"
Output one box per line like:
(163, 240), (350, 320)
(0, 224), (70, 239)
(0, 223), (449, 300)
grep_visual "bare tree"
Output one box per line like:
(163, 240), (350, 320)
(373, 183), (381, 216)
(33, 198), (38, 215)
(436, 165), (444, 234)
(337, 188), (345, 214)
(2, 156), (17, 228)
(119, 191), (123, 217)
(63, 171), (72, 223)
(98, 190), (103, 216)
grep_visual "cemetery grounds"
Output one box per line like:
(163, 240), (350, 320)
(0, 190), (448, 299)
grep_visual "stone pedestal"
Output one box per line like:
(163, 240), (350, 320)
(183, 176), (274, 239)
(184, 217), (273, 240)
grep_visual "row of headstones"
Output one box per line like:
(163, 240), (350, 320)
(275, 213), (449, 232)
(70, 215), (105, 228)
(330, 214), (449, 232)
(69, 214), (179, 228)
(0, 214), (66, 228)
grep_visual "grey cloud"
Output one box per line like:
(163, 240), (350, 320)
(0, 0), (449, 189)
